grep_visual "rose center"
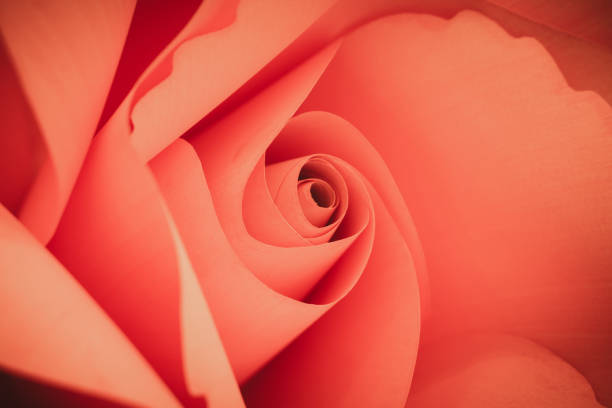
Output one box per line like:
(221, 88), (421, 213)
(309, 181), (334, 207)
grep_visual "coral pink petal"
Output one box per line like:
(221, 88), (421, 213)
(406, 334), (603, 407)
(472, 1), (612, 106)
(0, 43), (44, 216)
(221, 0), (612, 127)
(298, 179), (337, 227)
(152, 143), (245, 408)
(243, 157), (310, 247)
(264, 155), (347, 244)
(0, 1), (136, 244)
(121, 0), (337, 162)
(301, 11), (612, 404)
(0, 207), (181, 407)
(243, 185), (421, 407)
(48, 129), (242, 407)
(487, 0), (612, 48)
(99, 0), (203, 127)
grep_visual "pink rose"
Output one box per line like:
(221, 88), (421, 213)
(1, 1), (611, 407)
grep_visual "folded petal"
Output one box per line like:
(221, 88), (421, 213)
(472, 2), (612, 106)
(0, 41), (44, 216)
(301, 11), (612, 405)
(99, 0), (202, 127)
(243, 184), (420, 407)
(0, 0), (136, 243)
(0, 206), (180, 407)
(48, 126), (242, 407)
(100, 0), (336, 163)
(406, 334), (603, 407)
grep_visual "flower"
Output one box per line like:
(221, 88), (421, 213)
(1, 1), (611, 407)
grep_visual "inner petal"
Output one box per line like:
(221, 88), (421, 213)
(263, 155), (348, 243)
(298, 179), (336, 227)
(309, 180), (335, 207)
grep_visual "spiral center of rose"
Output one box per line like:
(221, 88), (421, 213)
(309, 181), (335, 207)
(295, 158), (343, 228)
(257, 154), (349, 244)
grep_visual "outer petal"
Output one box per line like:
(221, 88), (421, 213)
(472, 2), (612, 107)
(301, 11), (612, 404)
(212, 0), (611, 132)
(0, 41), (44, 216)
(0, 0), (136, 243)
(99, 0), (202, 127)
(0, 206), (180, 407)
(405, 334), (602, 407)
(101, 0), (336, 163)
(48, 126), (243, 407)
(487, 0), (612, 48)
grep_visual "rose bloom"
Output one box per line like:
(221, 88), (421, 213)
(1, 0), (611, 407)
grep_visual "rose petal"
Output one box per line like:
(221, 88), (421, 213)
(48, 129), (242, 407)
(243, 184), (421, 407)
(102, 0), (336, 163)
(213, 0), (611, 133)
(0, 206), (180, 407)
(99, 0), (202, 128)
(0, 0), (136, 243)
(0, 42), (44, 216)
(301, 11), (612, 404)
(298, 179), (338, 227)
(261, 155), (348, 244)
(405, 334), (603, 407)
(472, 2), (612, 107)
(94, 0), (239, 159)
(487, 0), (612, 48)
(242, 157), (312, 247)
(154, 148), (246, 408)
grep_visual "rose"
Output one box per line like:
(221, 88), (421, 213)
(1, 1), (611, 407)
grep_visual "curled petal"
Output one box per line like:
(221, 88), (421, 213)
(298, 178), (338, 227)
(261, 155), (348, 244)
(99, 0), (203, 126)
(243, 183), (420, 407)
(406, 334), (603, 407)
(48, 128), (242, 407)
(0, 206), (180, 407)
(104, 0), (336, 162)
(0, 0), (136, 243)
